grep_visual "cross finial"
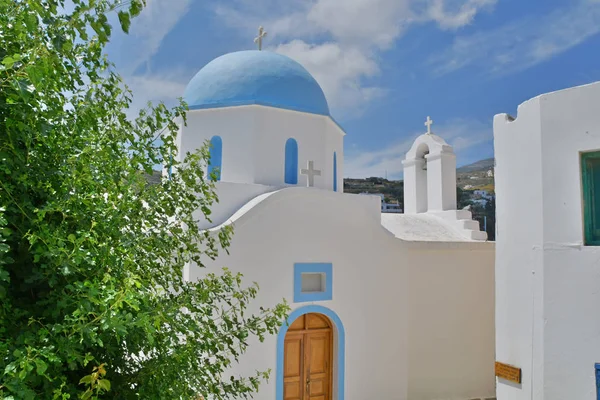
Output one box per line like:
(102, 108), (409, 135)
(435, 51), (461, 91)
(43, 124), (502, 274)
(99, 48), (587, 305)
(425, 116), (433, 135)
(300, 161), (321, 187)
(254, 26), (267, 50)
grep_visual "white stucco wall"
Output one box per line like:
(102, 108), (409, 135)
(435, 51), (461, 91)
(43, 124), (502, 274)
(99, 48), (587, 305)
(191, 189), (408, 400)
(194, 182), (276, 229)
(181, 107), (257, 183)
(494, 97), (544, 400)
(494, 81), (600, 400)
(407, 245), (495, 400)
(190, 188), (495, 400)
(178, 105), (344, 191)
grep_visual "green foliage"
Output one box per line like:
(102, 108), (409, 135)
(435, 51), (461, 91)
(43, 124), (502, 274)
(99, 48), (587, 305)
(344, 178), (404, 206)
(0, 1), (288, 398)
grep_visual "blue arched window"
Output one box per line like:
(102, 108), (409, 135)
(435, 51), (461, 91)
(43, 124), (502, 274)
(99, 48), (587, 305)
(208, 135), (222, 181)
(284, 138), (298, 184)
(333, 151), (338, 192)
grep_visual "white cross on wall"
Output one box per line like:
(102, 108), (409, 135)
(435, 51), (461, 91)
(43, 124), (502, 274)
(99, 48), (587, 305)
(254, 26), (267, 50)
(301, 161), (321, 187)
(425, 116), (434, 135)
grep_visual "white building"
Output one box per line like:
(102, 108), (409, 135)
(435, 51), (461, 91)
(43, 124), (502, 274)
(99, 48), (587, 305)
(474, 190), (493, 200)
(359, 192), (403, 213)
(494, 81), (600, 400)
(382, 201), (402, 213)
(175, 50), (494, 400)
(471, 199), (489, 207)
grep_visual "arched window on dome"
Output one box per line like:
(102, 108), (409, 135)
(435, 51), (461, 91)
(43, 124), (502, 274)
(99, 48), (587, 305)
(333, 151), (338, 192)
(208, 135), (222, 181)
(284, 138), (298, 184)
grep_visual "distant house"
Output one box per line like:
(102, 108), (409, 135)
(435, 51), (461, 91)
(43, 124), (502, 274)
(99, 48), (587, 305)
(474, 190), (494, 200)
(382, 202), (402, 213)
(471, 199), (489, 207)
(360, 192), (403, 213)
(487, 169), (494, 177)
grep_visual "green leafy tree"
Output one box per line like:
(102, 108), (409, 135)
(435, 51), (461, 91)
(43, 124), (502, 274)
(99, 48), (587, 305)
(0, 1), (288, 399)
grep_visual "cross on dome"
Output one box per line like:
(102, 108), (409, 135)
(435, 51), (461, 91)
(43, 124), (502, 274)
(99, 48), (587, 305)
(301, 161), (321, 187)
(425, 116), (434, 135)
(254, 26), (267, 50)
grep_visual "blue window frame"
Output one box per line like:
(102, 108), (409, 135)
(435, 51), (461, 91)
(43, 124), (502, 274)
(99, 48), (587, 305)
(208, 135), (222, 181)
(293, 263), (333, 303)
(596, 363), (600, 400)
(284, 138), (298, 184)
(333, 151), (337, 192)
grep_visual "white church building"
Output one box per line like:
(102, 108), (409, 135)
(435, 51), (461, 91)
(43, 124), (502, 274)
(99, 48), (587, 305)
(174, 49), (495, 400)
(170, 41), (600, 400)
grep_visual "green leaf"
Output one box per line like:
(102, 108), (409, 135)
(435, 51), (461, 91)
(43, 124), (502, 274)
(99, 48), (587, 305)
(2, 56), (14, 66)
(35, 359), (48, 375)
(81, 389), (93, 400)
(97, 379), (111, 391)
(117, 11), (131, 33)
(79, 375), (93, 385)
(4, 363), (16, 375)
(2, 54), (21, 68)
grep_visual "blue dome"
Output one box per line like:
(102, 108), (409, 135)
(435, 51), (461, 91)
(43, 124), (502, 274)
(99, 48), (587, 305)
(183, 51), (330, 116)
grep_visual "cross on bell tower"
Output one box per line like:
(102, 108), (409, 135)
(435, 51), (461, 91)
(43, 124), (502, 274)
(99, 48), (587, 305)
(425, 116), (434, 135)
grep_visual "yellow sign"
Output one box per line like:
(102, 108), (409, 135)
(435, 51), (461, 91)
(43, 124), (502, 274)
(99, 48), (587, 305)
(495, 361), (521, 384)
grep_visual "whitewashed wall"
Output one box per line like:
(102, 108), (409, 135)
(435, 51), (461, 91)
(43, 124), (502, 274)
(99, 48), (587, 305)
(194, 182), (276, 230)
(494, 97), (544, 400)
(190, 189), (408, 400)
(189, 188), (495, 400)
(494, 81), (600, 400)
(178, 106), (344, 191)
(407, 244), (495, 400)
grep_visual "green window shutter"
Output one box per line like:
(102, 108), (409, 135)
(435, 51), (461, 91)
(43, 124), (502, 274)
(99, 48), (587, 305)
(582, 152), (600, 245)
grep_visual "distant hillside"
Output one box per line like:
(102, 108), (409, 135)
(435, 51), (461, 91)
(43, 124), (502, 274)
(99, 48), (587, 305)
(342, 158), (495, 204)
(456, 158), (495, 192)
(344, 177), (403, 205)
(457, 158), (494, 173)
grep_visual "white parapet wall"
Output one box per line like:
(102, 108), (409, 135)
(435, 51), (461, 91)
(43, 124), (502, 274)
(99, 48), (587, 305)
(494, 81), (600, 400)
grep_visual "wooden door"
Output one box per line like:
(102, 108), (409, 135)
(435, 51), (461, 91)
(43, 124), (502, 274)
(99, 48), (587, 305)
(305, 331), (331, 400)
(283, 314), (332, 400)
(284, 332), (304, 400)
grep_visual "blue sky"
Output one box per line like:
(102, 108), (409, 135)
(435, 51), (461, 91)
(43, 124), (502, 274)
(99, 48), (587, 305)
(104, 0), (600, 179)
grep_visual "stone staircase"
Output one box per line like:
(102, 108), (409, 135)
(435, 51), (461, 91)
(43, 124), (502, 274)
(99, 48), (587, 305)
(429, 209), (488, 241)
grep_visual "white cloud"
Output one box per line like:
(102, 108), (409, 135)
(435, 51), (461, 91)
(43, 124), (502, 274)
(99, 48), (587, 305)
(430, 0), (600, 76)
(101, 0), (192, 118)
(111, 0), (192, 75)
(123, 71), (189, 119)
(305, 0), (413, 49)
(422, 0), (496, 30)
(214, 0), (495, 116)
(274, 40), (385, 117)
(344, 118), (492, 178)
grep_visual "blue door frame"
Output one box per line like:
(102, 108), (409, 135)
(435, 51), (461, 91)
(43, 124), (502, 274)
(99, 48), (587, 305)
(276, 305), (345, 400)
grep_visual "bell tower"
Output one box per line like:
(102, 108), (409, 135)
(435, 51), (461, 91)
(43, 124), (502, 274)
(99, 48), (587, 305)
(402, 117), (457, 214)
(402, 117), (485, 240)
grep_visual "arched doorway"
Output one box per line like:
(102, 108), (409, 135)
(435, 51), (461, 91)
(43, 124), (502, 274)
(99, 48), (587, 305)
(283, 313), (333, 400)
